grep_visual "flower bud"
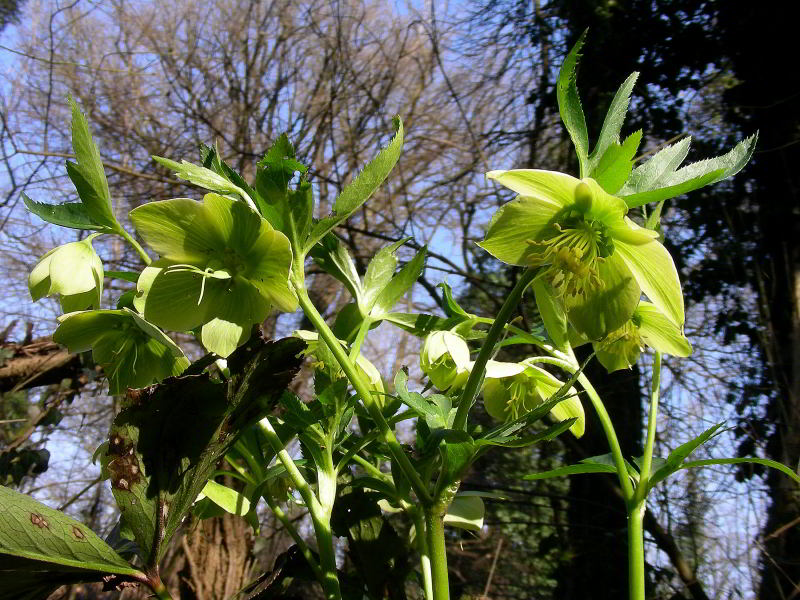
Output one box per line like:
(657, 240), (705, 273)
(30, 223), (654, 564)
(420, 331), (471, 391)
(29, 235), (103, 312)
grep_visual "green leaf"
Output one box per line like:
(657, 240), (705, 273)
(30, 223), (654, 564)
(152, 156), (256, 207)
(0, 485), (143, 588)
(254, 134), (309, 234)
(306, 117), (404, 251)
(523, 462), (617, 481)
(199, 480), (251, 516)
(437, 281), (472, 318)
(679, 458), (800, 485)
(443, 495), (484, 531)
(67, 97), (116, 228)
(591, 130), (642, 195)
(372, 246), (426, 317)
(557, 30), (589, 176)
(104, 270), (140, 283)
(588, 71), (640, 174)
(22, 194), (108, 231)
(436, 435), (475, 493)
(361, 239), (409, 313)
(621, 170), (722, 208)
(382, 312), (465, 337)
(648, 422), (727, 488)
(103, 335), (303, 567)
(310, 234), (363, 303)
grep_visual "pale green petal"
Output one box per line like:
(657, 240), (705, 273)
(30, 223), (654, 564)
(609, 216), (659, 245)
(594, 339), (642, 373)
(549, 394), (585, 437)
(199, 276), (271, 356)
(48, 239), (101, 296)
(201, 318), (249, 358)
(487, 169), (578, 205)
(637, 302), (692, 357)
(53, 310), (126, 352)
(202, 193), (263, 254)
(130, 198), (223, 263)
(582, 178), (627, 224)
(614, 236), (684, 328)
(126, 308), (187, 358)
(245, 226), (297, 313)
(29, 248), (56, 301)
(564, 252), (640, 340)
(135, 262), (215, 332)
(482, 360), (526, 379)
(483, 378), (511, 420)
(60, 289), (97, 313)
(478, 195), (565, 265)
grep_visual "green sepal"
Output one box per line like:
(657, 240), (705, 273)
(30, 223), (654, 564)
(66, 96), (117, 229)
(557, 30), (589, 177)
(532, 276), (568, 350)
(305, 117), (403, 252)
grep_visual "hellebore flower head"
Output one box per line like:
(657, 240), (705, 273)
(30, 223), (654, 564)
(581, 301), (692, 373)
(130, 193), (297, 357)
(420, 331), (471, 392)
(292, 330), (385, 399)
(481, 359), (585, 437)
(53, 308), (189, 395)
(479, 170), (684, 341)
(29, 234), (103, 312)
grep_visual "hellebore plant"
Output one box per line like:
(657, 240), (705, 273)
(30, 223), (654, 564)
(4, 33), (800, 600)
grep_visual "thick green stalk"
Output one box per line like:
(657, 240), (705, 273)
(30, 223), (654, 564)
(264, 494), (324, 581)
(572, 364), (635, 502)
(424, 507), (450, 600)
(453, 267), (537, 431)
(149, 578), (173, 600)
(413, 509), (435, 600)
(293, 281), (433, 504)
(258, 417), (342, 600)
(635, 351), (662, 504)
(628, 503), (646, 600)
(115, 226), (152, 265)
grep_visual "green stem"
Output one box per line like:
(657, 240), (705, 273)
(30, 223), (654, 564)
(413, 508), (435, 600)
(258, 417), (342, 600)
(149, 578), (173, 600)
(293, 281), (433, 504)
(424, 507), (450, 600)
(635, 351), (662, 505)
(453, 267), (537, 431)
(575, 369), (635, 501)
(264, 494), (324, 581)
(349, 315), (372, 360)
(115, 226), (152, 265)
(628, 503), (646, 600)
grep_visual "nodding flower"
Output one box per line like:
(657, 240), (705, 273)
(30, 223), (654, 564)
(130, 193), (297, 357)
(480, 170), (684, 342)
(420, 331), (471, 392)
(29, 234), (104, 312)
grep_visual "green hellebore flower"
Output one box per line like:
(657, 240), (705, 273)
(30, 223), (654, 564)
(583, 301), (692, 373)
(130, 193), (297, 358)
(53, 308), (189, 395)
(291, 330), (385, 399)
(481, 359), (585, 437)
(479, 170), (684, 340)
(29, 234), (103, 312)
(420, 331), (471, 392)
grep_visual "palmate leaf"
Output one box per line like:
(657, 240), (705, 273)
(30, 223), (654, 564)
(305, 117), (404, 252)
(103, 335), (303, 568)
(0, 485), (144, 597)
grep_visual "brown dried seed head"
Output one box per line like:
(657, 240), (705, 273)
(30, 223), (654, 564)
(117, 478), (129, 490)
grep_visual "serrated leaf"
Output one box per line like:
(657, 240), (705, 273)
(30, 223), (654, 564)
(152, 156), (255, 207)
(591, 129), (642, 194)
(382, 312), (465, 336)
(0, 485), (142, 586)
(67, 97), (116, 228)
(372, 246), (426, 317)
(522, 462), (617, 481)
(306, 118), (403, 251)
(557, 30), (589, 176)
(588, 71), (639, 173)
(361, 239), (409, 313)
(22, 194), (108, 231)
(310, 234), (363, 303)
(104, 335), (302, 567)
